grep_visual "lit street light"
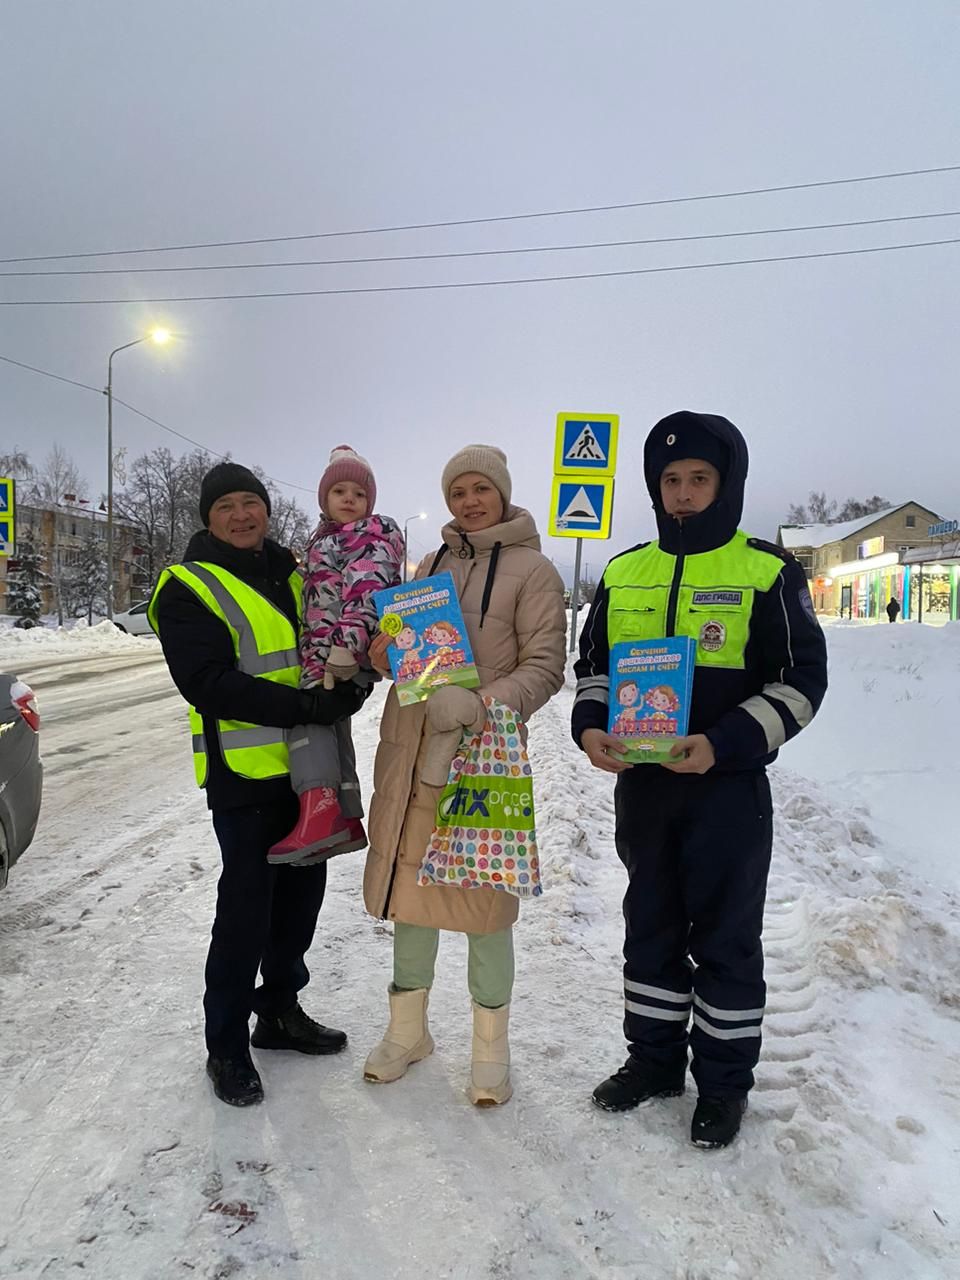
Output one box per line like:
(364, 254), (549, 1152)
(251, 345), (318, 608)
(104, 328), (171, 617)
(402, 512), (427, 582)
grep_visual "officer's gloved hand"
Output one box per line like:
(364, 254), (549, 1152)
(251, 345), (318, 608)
(307, 680), (368, 725)
(322, 644), (361, 690)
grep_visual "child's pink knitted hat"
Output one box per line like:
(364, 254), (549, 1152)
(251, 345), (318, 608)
(318, 444), (376, 513)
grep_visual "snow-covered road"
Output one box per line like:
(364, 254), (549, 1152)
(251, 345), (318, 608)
(1, 625), (958, 1279)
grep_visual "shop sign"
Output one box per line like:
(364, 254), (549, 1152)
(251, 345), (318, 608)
(928, 519), (959, 537)
(858, 535), (885, 558)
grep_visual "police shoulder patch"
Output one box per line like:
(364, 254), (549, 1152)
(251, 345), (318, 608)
(799, 587), (818, 623)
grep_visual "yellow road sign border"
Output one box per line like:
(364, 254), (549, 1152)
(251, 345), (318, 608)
(0, 476), (15, 557)
(554, 412), (620, 477)
(549, 474), (615, 540)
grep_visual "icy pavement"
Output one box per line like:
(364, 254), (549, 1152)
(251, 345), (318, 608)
(0, 624), (958, 1278)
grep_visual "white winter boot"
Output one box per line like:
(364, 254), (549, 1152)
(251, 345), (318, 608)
(468, 1001), (513, 1106)
(363, 986), (434, 1083)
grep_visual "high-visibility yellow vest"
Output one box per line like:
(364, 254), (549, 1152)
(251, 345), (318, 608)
(604, 532), (783, 669)
(148, 561), (302, 786)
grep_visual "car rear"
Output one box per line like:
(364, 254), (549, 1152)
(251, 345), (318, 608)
(0, 674), (43, 888)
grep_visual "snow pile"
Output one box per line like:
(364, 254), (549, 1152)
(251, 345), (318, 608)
(0, 618), (148, 664)
(788, 620), (960, 891)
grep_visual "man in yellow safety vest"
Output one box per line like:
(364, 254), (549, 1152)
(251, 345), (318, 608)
(150, 462), (368, 1107)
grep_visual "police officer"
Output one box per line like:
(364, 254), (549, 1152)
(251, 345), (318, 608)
(572, 412), (827, 1148)
(150, 462), (368, 1107)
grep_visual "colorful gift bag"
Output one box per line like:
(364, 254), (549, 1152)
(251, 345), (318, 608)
(418, 696), (542, 899)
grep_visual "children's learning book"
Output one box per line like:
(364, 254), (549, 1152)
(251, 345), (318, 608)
(607, 637), (696, 764)
(373, 571), (481, 707)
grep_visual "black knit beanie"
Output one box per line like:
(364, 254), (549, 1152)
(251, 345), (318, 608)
(199, 462), (271, 526)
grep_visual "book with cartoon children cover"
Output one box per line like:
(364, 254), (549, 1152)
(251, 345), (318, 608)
(607, 637), (697, 763)
(373, 571), (481, 706)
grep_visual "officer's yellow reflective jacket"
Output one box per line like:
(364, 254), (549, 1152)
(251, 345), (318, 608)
(572, 412), (828, 769)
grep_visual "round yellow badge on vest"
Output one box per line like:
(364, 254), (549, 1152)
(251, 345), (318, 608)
(380, 613), (403, 637)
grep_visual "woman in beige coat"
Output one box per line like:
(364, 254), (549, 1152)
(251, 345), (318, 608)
(362, 444), (566, 1104)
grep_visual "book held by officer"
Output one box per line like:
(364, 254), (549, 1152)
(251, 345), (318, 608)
(607, 637), (697, 763)
(373, 571), (481, 706)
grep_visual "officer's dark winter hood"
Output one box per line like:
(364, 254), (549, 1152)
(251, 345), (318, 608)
(643, 411), (748, 555)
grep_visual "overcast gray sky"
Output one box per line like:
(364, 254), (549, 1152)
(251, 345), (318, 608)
(2, 0), (958, 574)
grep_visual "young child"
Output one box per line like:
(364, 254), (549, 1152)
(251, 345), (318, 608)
(268, 445), (404, 865)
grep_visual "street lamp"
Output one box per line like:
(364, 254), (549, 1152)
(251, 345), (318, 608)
(104, 328), (171, 616)
(402, 512), (427, 582)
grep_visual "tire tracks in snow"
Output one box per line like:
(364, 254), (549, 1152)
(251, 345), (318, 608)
(518, 689), (957, 1277)
(0, 791), (201, 934)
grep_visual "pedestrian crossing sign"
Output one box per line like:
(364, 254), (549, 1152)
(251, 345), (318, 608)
(554, 413), (619, 476)
(549, 475), (614, 539)
(0, 477), (14, 557)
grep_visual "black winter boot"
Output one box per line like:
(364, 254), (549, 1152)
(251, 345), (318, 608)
(592, 1056), (686, 1112)
(251, 1003), (347, 1055)
(691, 1096), (747, 1148)
(206, 1053), (264, 1107)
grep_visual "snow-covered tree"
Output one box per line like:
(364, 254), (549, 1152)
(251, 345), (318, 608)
(0, 449), (33, 481)
(66, 526), (108, 625)
(7, 533), (45, 628)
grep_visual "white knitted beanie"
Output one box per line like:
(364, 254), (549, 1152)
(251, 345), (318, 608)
(441, 444), (512, 509)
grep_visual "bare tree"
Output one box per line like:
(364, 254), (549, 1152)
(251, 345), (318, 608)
(268, 488), (312, 556)
(175, 448), (217, 551)
(116, 445), (216, 577)
(578, 576), (598, 606)
(835, 495), (890, 522)
(34, 445), (87, 504)
(785, 491), (889, 527)
(807, 491), (837, 524)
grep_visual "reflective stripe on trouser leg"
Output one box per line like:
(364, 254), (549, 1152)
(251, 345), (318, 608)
(286, 721), (342, 795)
(684, 772), (774, 1098)
(614, 771), (692, 1074)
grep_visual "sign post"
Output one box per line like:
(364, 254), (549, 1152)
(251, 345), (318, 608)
(548, 413), (619, 652)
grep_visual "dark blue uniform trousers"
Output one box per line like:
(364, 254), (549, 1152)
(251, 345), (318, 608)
(206, 796), (327, 1058)
(614, 767), (773, 1098)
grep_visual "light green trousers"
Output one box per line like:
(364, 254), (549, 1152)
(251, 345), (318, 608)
(393, 922), (515, 1009)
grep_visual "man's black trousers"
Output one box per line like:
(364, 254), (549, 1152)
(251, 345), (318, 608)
(206, 795), (327, 1058)
(614, 767), (773, 1098)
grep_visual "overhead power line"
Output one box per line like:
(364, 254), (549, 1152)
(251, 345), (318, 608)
(0, 352), (314, 494)
(0, 353), (101, 394)
(2, 209), (957, 277)
(1, 235), (957, 306)
(2, 163), (958, 264)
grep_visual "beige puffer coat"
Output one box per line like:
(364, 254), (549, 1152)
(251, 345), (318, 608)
(363, 506), (566, 934)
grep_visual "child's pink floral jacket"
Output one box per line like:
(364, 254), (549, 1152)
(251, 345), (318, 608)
(299, 514), (404, 686)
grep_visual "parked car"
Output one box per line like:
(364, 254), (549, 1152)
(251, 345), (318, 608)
(0, 674), (42, 889)
(111, 600), (154, 636)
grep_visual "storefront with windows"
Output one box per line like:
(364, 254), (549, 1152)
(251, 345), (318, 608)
(828, 552), (906, 621)
(902, 541), (960, 623)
